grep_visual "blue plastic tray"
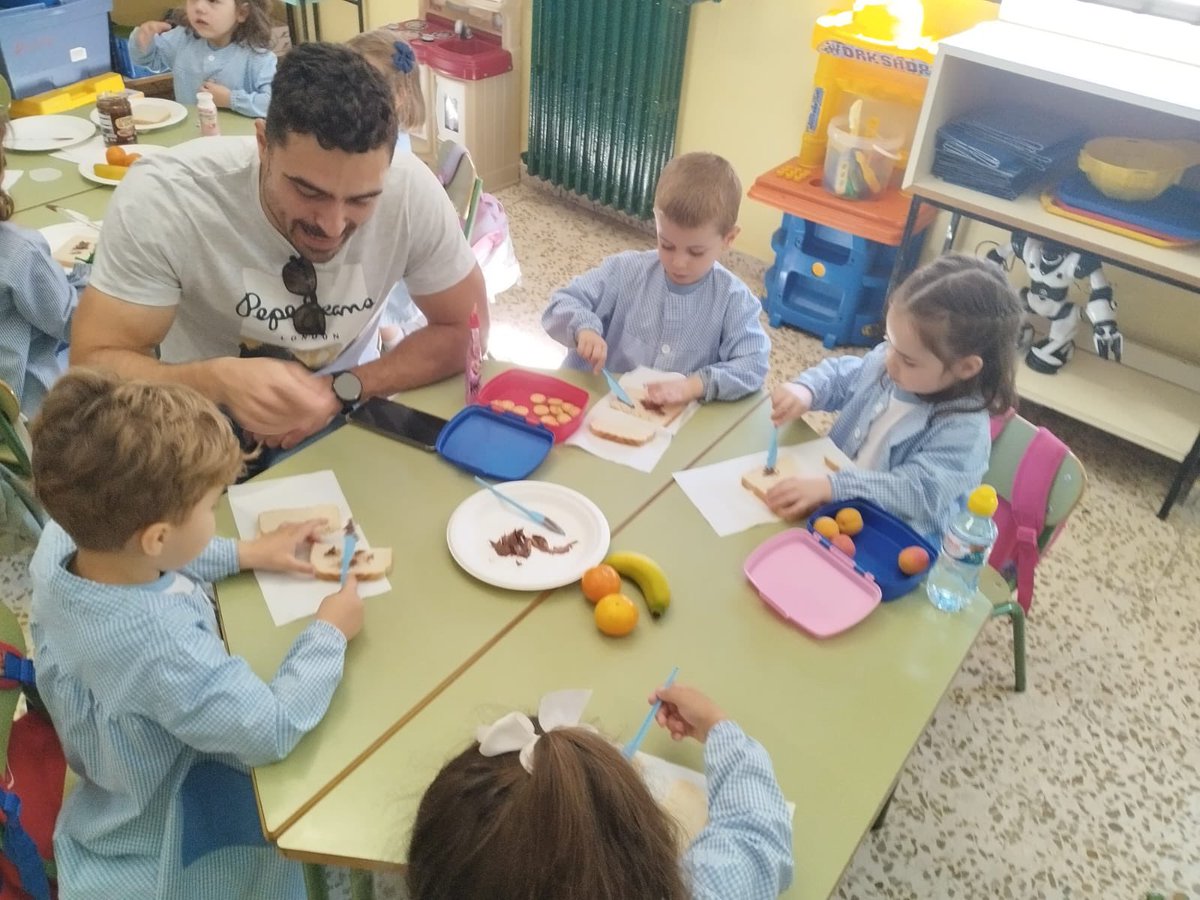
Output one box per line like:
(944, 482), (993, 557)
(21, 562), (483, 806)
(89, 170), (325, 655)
(1056, 171), (1200, 241)
(806, 499), (938, 602)
(436, 405), (553, 481)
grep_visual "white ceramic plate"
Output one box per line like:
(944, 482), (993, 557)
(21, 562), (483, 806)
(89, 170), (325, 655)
(447, 482), (610, 591)
(78, 143), (168, 186)
(89, 98), (187, 133)
(39, 221), (102, 271)
(1, 115), (95, 152)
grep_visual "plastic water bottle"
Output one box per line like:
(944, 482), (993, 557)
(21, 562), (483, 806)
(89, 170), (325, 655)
(926, 485), (999, 613)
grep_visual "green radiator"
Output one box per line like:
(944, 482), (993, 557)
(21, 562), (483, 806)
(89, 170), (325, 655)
(526, 0), (704, 220)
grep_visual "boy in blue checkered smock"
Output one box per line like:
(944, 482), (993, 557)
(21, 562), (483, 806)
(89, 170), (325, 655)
(542, 152), (770, 405)
(406, 683), (794, 900)
(28, 370), (364, 900)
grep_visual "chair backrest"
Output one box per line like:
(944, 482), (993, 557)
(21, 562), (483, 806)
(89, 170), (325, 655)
(986, 412), (1086, 613)
(987, 412), (1085, 533)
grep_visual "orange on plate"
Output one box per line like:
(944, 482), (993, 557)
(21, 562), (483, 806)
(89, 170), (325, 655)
(594, 593), (638, 637)
(812, 516), (840, 539)
(834, 507), (864, 536)
(581, 564), (621, 604)
(105, 145), (129, 166)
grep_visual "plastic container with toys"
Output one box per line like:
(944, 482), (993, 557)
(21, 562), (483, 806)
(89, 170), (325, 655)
(823, 114), (904, 201)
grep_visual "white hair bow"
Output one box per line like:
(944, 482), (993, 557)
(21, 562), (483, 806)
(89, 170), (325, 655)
(476, 689), (593, 774)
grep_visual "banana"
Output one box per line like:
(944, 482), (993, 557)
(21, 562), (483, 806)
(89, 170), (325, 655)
(604, 551), (670, 617)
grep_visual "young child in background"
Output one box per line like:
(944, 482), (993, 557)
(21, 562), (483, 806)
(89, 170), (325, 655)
(0, 115), (88, 418)
(132, 0), (276, 118)
(542, 152), (770, 404)
(347, 30), (429, 349)
(770, 254), (1022, 539)
(406, 683), (794, 900)
(29, 370), (363, 899)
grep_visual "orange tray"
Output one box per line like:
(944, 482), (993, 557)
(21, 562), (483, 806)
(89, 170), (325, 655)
(749, 157), (936, 246)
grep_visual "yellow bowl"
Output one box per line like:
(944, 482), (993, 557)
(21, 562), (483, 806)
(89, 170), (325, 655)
(1078, 137), (1196, 202)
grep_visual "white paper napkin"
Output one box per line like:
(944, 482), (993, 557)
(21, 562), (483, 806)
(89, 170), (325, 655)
(1, 171), (23, 191)
(673, 438), (854, 537)
(226, 469), (392, 626)
(50, 135), (106, 164)
(565, 367), (700, 472)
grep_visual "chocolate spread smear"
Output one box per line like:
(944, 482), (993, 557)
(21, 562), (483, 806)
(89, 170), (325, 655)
(490, 528), (577, 563)
(640, 398), (665, 413)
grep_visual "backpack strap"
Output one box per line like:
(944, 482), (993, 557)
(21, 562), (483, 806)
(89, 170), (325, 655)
(1009, 427), (1069, 613)
(0, 789), (52, 900)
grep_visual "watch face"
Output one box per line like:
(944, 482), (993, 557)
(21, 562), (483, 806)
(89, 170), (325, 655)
(333, 371), (362, 403)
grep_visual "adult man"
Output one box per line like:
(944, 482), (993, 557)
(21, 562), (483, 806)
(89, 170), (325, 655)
(71, 42), (487, 452)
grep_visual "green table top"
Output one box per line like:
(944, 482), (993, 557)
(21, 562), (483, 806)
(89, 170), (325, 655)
(6, 106), (255, 213)
(271, 400), (992, 896)
(214, 363), (764, 839)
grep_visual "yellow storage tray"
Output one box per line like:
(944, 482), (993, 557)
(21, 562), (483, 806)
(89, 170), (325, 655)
(11, 72), (125, 118)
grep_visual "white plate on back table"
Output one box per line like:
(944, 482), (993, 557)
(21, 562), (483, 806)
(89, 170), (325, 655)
(78, 143), (169, 186)
(447, 482), (610, 591)
(2, 115), (95, 152)
(88, 98), (187, 133)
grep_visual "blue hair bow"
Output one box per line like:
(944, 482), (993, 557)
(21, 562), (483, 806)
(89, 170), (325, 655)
(392, 41), (416, 74)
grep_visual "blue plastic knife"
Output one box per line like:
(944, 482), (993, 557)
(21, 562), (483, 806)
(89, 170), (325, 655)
(765, 428), (779, 475)
(602, 368), (636, 408)
(623, 666), (680, 759)
(473, 476), (566, 536)
(339, 519), (357, 586)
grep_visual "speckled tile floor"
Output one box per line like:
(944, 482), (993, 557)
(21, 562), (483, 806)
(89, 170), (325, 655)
(4, 179), (1197, 900)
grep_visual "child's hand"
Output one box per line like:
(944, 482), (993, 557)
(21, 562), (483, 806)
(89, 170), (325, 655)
(770, 383), (812, 426)
(766, 476), (832, 521)
(135, 20), (172, 50)
(200, 81), (232, 109)
(650, 684), (727, 744)
(237, 520), (327, 575)
(646, 375), (702, 406)
(316, 576), (364, 640)
(575, 329), (607, 373)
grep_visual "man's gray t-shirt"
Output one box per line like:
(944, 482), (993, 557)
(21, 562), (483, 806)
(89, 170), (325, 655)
(90, 136), (476, 371)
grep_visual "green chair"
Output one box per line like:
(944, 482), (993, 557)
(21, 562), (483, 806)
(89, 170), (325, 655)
(981, 412), (1086, 692)
(303, 864), (375, 900)
(0, 379), (45, 530)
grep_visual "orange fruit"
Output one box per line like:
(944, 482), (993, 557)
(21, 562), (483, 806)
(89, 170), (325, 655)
(834, 507), (864, 536)
(124, 152), (141, 164)
(581, 564), (621, 604)
(812, 516), (840, 539)
(898, 545), (930, 576)
(594, 593), (638, 637)
(830, 534), (856, 558)
(105, 145), (129, 166)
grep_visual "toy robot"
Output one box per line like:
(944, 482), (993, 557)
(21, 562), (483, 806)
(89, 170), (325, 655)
(986, 231), (1122, 375)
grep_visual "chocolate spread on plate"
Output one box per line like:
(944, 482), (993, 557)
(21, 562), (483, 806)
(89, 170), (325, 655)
(489, 528), (577, 563)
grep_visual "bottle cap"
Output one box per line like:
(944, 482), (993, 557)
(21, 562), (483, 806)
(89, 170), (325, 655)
(967, 485), (998, 518)
(468, 305), (479, 328)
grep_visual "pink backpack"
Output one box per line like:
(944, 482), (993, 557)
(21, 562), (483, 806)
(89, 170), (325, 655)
(986, 410), (1070, 614)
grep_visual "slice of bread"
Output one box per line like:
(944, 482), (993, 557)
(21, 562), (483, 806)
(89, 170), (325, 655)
(607, 380), (686, 426)
(52, 233), (97, 268)
(740, 457), (797, 503)
(311, 542), (393, 581)
(588, 408), (658, 446)
(258, 505), (342, 536)
(132, 103), (171, 126)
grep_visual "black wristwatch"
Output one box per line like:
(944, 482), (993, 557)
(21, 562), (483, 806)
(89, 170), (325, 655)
(331, 370), (363, 415)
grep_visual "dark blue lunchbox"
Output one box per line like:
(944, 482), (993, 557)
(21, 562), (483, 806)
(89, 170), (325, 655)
(806, 499), (938, 602)
(436, 405), (554, 481)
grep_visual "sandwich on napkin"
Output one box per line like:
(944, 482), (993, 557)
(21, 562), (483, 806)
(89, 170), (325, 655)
(740, 457), (797, 504)
(587, 406), (659, 447)
(310, 543), (393, 581)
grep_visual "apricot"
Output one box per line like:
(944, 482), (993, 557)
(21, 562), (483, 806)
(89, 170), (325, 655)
(898, 545), (930, 576)
(834, 507), (864, 536)
(830, 533), (856, 558)
(105, 145), (129, 166)
(812, 516), (840, 539)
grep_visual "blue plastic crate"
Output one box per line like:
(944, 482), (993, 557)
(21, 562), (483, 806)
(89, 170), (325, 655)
(0, 0), (113, 100)
(763, 213), (899, 350)
(109, 24), (164, 80)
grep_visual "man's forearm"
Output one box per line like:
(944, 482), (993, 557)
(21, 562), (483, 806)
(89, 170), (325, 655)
(70, 345), (230, 406)
(356, 322), (473, 397)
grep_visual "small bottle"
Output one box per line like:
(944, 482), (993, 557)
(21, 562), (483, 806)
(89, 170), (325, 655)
(96, 92), (138, 147)
(197, 91), (221, 137)
(465, 307), (482, 403)
(926, 485), (999, 613)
